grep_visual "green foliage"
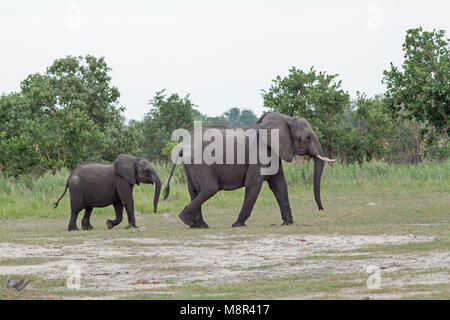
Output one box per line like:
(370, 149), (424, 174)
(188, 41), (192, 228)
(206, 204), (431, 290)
(1, 109), (105, 175)
(196, 108), (259, 128)
(223, 107), (258, 128)
(162, 141), (179, 159)
(342, 93), (391, 163)
(141, 90), (198, 161)
(383, 27), (449, 137)
(200, 115), (230, 127)
(0, 55), (131, 176)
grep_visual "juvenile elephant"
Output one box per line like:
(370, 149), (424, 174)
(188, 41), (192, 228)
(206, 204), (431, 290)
(164, 112), (335, 228)
(53, 154), (161, 231)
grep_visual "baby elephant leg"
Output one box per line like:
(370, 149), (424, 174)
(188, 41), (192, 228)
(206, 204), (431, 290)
(68, 207), (81, 231)
(107, 202), (123, 229)
(116, 181), (138, 228)
(81, 207), (94, 230)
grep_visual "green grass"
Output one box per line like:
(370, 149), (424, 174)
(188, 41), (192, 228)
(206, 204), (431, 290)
(0, 257), (58, 266)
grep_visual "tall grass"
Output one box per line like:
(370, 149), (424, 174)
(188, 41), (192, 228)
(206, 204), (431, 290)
(0, 160), (448, 219)
(285, 159), (449, 188)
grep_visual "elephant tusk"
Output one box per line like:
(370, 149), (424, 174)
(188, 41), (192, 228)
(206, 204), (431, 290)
(316, 155), (337, 162)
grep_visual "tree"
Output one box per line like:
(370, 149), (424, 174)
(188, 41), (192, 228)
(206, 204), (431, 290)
(197, 108), (258, 128)
(349, 93), (391, 163)
(262, 67), (350, 157)
(142, 90), (198, 161)
(0, 55), (132, 176)
(0, 93), (31, 139)
(223, 107), (241, 128)
(383, 27), (449, 138)
(238, 109), (259, 127)
(20, 55), (122, 129)
(223, 107), (258, 128)
(1, 109), (106, 175)
(200, 115), (230, 127)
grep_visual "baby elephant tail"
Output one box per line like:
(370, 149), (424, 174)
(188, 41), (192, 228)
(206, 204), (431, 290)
(53, 183), (69, 208)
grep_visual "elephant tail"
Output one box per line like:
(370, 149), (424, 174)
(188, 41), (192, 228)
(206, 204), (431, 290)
(53, 183), (69, 208)
(164, 143), (184, 200)
(163, 163), (177, 200)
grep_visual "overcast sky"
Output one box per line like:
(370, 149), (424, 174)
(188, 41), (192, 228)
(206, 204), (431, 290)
(0, 0), (449, 121)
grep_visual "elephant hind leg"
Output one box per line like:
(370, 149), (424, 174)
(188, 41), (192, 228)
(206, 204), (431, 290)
(191, 210), (209, 229)
(186, 172), (209, 229)
(107, 202), (123, 229)
(68, 207), (81, 231)
(179, 185), (218, 227)
(68, 188), (83, 231)
(81, 207), (94, 230)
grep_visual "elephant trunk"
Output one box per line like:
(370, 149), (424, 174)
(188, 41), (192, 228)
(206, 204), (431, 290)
(153, 176), (161, 213)
(313, 156), (324, 211)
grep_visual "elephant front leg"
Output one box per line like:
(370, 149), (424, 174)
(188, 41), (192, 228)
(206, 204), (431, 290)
(267, 167), (294, 225)
(232, 181), (264, 227)
(124, 200), (138, 228)
(116, 182), (138, 229)
(107, 202), (123, 229)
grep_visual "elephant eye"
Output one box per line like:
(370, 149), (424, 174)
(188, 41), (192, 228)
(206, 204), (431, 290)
(144, 169), (151, 175)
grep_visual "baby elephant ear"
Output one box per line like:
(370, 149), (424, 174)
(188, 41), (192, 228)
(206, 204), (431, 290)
(114, 154), (137, 185)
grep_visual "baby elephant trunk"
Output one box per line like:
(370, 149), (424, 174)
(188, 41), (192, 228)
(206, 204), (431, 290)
(153, 176), (161, 213)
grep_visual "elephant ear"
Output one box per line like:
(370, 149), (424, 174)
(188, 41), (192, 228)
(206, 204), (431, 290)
(258, 112), (297, 163)
(114, 154), (138, 185)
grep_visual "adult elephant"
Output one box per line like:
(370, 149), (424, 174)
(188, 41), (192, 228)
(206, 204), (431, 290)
(53, 154), (161, 231)
(164, 112), (335, 228)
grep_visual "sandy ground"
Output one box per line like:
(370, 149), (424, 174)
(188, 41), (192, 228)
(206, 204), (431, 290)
(0, 232), (448, 298)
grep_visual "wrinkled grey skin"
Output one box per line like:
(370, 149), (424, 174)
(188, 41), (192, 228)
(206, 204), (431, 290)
(53, 154), (161, 231)
(164, 112), (330, 228)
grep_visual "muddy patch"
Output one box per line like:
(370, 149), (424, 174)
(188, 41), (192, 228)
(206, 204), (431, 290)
(0, 233), (447, 297)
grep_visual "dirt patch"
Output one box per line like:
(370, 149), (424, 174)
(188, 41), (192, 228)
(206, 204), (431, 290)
(0, 233), (447, 296)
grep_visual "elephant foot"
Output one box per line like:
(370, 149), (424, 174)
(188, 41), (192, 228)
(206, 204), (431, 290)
(82, 224), (93, 230)
(106, 220), (115, 229)
(191, 221), (209, 229)
(178, 211), (194, 227)
(128, 224), (138, 229)
(281, 220), (294, 226)
(68, 225), (79, 231)
(232, 221), (247, 227)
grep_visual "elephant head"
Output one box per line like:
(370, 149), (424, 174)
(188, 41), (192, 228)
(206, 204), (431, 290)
(114, 154), (161, 213)
(257, 112), (335, 210)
